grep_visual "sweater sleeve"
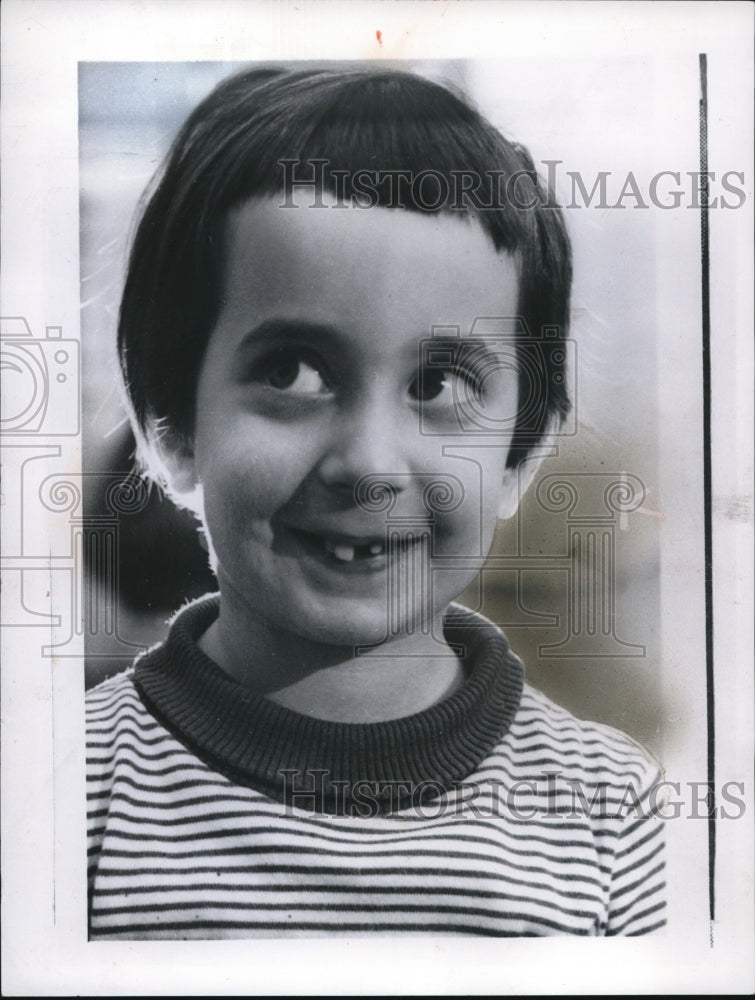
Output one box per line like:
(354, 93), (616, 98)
(85, 672), (134, 909)
(604, 760), (667, 935)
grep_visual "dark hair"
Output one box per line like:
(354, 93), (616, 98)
(118, 64), (572, 478)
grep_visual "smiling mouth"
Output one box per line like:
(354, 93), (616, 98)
(287, 528), (425, 565)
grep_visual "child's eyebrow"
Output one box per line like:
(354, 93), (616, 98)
(232, 319), (515, 371)
(427, 336), (515, 362)
(233, 318), (345, 357)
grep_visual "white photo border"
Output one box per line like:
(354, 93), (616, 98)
(1, 0), (753, 994)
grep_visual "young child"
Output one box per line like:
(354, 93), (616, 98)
(86, 65), (666, 938)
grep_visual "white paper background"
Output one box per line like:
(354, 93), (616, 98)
(1, 0), (753, 994)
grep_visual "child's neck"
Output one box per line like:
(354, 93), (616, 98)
(197, 591), (466, 725)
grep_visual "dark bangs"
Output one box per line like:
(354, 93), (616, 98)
(118, 66), (571, 472)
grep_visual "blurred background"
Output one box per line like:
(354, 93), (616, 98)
(79, 59), (664, 755)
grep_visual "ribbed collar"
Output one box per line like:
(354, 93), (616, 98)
(134, 595), (523, 814)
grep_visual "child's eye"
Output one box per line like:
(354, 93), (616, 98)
(260, 350), (330, 395)
(408, 367), (476, 404)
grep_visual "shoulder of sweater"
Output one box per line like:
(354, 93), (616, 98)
(85, 666), (148, 724)
(86, 666), (136, 697)
(502, 680), (664, 786)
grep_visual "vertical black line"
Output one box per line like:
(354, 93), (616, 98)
(50, 662), (57, 925)
(698, 52), (715, 926)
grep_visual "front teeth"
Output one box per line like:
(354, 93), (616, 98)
(323, 538), (385, 561)
(333, 543), (355, 562)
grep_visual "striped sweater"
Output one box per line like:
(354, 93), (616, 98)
(86, 596), (666, 938)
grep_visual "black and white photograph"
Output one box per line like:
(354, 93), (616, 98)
(2, 0), (753, 994)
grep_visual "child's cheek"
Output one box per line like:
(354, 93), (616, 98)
(197, 440), (292, 547)
(432, 453), (507, 550)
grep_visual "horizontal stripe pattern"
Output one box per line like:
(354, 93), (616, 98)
(87, 673), (666, 939)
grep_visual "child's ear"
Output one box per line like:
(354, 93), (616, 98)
(157, 431), (201, 503)
(497, 429), (557, 521)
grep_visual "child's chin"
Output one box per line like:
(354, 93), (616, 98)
(295, 611), (421, 651)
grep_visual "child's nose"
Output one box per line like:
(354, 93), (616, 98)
(315, 400), (413, 494)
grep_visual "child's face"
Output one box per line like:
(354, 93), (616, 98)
(184, 198), (523, 647)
